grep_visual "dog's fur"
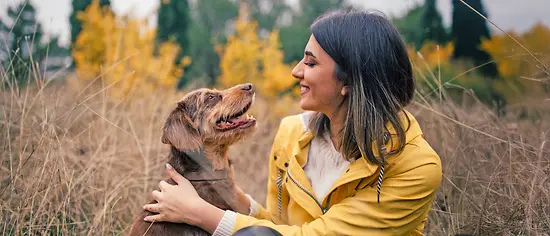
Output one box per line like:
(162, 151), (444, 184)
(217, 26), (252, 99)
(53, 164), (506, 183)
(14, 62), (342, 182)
(127, 84), (257, 236)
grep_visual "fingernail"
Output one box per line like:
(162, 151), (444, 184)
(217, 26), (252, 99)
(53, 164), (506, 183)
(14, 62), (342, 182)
(166, 163), (173, 170)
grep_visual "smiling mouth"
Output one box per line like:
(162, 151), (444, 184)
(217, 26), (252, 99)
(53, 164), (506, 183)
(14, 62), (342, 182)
(300, 85), (310, 96)
(215, 102), (256, 131)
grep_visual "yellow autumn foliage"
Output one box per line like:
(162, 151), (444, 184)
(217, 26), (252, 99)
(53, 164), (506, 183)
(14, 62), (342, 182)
(408, 41), (454, 72)
(259, 29), (297, 98)
(481, 22), (550, 79)
(217, 18), (262, 89)
(217, 8), (296, 97)
(216, 5), (298, 116)
(72, 0), (190, 98)
(481, 23), (550, 104)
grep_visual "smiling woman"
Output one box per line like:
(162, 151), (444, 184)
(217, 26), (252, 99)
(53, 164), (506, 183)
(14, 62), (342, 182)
(143, 9), (442, 236)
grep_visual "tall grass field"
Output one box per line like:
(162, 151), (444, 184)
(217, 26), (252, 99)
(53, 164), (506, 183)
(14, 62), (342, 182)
(1, 47), (549, 236)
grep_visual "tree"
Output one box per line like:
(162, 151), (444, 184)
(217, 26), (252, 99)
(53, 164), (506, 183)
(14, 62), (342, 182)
(6, 1), (43, 60)
(481, 23), (550, 104)
(72, 0), (190, 98)
(217, 2), (295, 102)
(451, 0), (498, 77)
(1, 1), (44, 86)
(156, 0), (191, 64)
(247, 0), (290, 32)
(182, 0), (238, 87)
(392, 4), (425, 48)
(70, 0), (110, 48)
(421, 0), (448, 45)
(278, 0), (350, 63)
(0, 19), (9, 62)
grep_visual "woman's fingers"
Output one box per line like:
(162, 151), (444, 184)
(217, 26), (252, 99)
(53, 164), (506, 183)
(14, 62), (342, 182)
(158, 180), (171, 191)
(151, 190), (163, 202)
(143, 203), (160, 213)
(143, 213), (164, 222)
(166, 163), (187, 185)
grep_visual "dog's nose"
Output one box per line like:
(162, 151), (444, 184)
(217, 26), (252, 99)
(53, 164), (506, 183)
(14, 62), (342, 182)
(241, 83), (253, 92)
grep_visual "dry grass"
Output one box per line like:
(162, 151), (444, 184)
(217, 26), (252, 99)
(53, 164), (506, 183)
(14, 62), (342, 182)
(1, 69), (549, 236)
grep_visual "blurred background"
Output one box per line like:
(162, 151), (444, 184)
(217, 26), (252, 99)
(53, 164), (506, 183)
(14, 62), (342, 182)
(1, 0), (549, 235)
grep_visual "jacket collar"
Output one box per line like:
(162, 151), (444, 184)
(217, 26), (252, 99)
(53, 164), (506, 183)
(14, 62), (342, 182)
(279, 110), (424, 217)
(287, 109), (424, 190)
(297, 110), (422, 161)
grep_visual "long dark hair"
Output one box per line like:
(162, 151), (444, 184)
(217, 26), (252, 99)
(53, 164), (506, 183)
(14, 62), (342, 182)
(309, 9), (415, 165)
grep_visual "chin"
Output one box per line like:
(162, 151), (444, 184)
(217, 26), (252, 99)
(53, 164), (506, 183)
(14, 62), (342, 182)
(299, 99), (317, 111)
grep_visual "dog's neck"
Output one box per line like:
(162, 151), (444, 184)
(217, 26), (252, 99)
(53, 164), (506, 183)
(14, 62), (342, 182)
(168, 145), (231, 181)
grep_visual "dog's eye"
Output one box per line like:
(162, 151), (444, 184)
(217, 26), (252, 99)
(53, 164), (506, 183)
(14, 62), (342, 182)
(207, 95), (215, 100)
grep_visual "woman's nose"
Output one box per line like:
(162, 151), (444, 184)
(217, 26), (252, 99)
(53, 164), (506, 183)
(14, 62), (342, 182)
(291, 61), (304, 79)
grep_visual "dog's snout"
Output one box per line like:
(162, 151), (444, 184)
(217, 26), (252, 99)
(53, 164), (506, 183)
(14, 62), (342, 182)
(241, 83), (253, 92)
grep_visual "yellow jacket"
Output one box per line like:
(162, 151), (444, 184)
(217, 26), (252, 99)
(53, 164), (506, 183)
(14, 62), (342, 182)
(234, 110), (442, 235)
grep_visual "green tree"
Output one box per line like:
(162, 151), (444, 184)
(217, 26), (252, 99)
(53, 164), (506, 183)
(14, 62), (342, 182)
(278, 0), (350, 63)
(392, 3), (425, 48)
(452, 0), (506, 114)
(7, 1), (43, 60)
(69, 0), (110, 48)
(182, 0), (238, 87)
(451, 0), (498, 77)
(247, 0), (290, 31)
(2, 1), (44, 86)
(0, 19), (9, 62)
(421, 0), (448, 45)
(156, 0), (191, 63)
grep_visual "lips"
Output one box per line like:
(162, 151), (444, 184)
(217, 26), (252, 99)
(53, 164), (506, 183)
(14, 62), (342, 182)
(300, 84), (310, 96)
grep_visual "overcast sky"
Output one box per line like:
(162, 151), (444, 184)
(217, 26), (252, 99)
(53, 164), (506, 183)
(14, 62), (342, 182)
(1, 0), (549, 46)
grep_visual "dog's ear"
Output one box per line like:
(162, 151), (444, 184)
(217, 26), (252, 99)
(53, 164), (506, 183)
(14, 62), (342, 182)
(161, 104), (202, 151)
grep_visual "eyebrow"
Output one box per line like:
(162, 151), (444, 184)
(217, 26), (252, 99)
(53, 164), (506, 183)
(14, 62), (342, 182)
(305, 51), (316, 58)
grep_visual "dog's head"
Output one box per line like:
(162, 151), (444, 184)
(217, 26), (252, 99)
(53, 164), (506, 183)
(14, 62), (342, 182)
(161, 83), (257, 152)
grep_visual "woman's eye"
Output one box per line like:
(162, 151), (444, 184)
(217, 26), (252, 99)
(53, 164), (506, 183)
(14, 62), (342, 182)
(304, 62), (316, 67)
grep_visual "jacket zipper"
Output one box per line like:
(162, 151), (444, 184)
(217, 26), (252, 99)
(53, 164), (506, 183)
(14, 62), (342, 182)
(286, 170), (330, 214)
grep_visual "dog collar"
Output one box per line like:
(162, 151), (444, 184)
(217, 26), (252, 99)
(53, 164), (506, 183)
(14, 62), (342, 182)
(183, 148), (232, 182)
(184, 169), (229, 182)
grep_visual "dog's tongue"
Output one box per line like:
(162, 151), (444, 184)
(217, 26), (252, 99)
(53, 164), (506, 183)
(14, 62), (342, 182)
(229, 117), (246, 124)
(217, 117), (247, 129)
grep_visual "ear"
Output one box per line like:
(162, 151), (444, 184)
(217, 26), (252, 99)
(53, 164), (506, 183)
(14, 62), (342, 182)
(161, 107), (202, 151)
(340, 86), (350, 96)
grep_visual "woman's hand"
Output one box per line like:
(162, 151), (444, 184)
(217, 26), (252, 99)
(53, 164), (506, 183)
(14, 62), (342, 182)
(143, 163), (225, 233)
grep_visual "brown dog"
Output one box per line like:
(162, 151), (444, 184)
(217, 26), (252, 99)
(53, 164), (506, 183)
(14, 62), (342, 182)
(127, 83), (257, 236)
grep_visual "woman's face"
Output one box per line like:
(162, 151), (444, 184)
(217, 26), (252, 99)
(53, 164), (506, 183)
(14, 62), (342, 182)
(292, 34), (346, 115)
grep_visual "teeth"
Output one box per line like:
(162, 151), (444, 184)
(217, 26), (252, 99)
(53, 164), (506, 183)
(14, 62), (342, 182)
(244, 114), (255, 120)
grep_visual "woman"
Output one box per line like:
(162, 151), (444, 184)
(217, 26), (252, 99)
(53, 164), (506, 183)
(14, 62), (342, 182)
(143, 9), (442, 235)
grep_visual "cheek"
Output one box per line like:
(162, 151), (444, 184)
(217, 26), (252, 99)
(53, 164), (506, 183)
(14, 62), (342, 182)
(308, 74), (340, 97)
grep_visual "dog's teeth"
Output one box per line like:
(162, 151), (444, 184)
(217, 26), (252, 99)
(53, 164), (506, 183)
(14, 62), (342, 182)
(250, 115), (255, 120)
(246, 114), (250, 120)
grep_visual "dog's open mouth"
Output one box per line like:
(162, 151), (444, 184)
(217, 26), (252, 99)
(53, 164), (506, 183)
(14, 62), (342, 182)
(215, 102), (256, 131)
